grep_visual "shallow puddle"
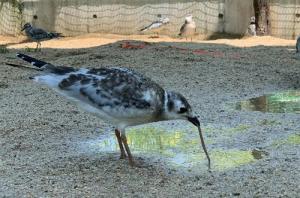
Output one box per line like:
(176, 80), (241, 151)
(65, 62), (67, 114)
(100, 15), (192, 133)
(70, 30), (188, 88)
(86, 127), (263, 172)
(272, 133), (300, 147)
(235, 90), (300, 113)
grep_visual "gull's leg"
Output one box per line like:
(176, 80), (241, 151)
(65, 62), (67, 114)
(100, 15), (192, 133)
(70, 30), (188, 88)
(38, 42), (42, 51)
(115, 129), (127, 159)
(35, 42), (39, 51)
(120, 130), (135, 166)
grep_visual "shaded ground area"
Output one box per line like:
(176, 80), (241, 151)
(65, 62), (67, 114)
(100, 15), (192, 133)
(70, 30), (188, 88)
(0, 34), (299, 197)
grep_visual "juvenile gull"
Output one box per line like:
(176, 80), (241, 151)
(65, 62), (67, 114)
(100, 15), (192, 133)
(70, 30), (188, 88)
(21, 23), (63, 51)
(179, 15), (196, 41)
(140, 15), (170, 38)
(13, 53), (211, 169)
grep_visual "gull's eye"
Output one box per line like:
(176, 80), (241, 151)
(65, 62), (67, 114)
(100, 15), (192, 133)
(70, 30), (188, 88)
(178, 107), (187, 114)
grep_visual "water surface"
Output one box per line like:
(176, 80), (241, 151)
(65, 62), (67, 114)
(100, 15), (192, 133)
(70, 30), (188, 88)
(235, 90), (300, 113)
(86, 127), (264, 172)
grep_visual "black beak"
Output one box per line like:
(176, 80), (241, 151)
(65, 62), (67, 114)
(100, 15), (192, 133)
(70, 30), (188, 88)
(187, 116), (200, 127)
(187, 116), (211, 170)
(21, 27), (26, 31)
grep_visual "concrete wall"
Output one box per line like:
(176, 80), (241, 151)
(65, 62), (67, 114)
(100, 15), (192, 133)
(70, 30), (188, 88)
(0, 0), (299, 39)
(224, 0), (254, 35)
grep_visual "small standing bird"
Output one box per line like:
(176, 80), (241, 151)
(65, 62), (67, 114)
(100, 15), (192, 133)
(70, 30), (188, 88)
(21, 23), (63, 51)
(11, 53), (211, 169)
(140, 15), (170, 38)
(296, 36), (300, 53)
(179, 15), (196, 41)
(247, 16), (256, 36)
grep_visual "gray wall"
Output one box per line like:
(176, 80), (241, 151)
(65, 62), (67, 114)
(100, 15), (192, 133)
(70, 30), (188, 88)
(224, 0), (254, 35)
(0, 0), (299, 39)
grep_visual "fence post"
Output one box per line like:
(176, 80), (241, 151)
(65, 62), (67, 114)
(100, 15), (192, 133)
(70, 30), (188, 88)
(253, 0), (270, 35)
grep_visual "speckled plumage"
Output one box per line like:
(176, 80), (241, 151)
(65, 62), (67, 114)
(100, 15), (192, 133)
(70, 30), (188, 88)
(16, 53), (167, 128)
(56, 67), (166, 127)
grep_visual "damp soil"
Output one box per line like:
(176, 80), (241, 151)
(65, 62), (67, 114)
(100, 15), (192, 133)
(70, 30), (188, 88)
(0, 34), (299, 197)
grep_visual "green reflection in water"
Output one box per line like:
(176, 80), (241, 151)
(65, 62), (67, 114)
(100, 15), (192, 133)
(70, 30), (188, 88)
(225, 124), (250, 135)
(287, 134), (300, 144)
(258, 119), (281, 126)
(235, 90), (300, 113)
(272, 133), (300, 147)
(91, 127), (261, 171)
(212, 150), (255, 170)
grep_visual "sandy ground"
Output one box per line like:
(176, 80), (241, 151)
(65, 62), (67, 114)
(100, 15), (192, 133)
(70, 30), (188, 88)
(0, 34), (299, 197)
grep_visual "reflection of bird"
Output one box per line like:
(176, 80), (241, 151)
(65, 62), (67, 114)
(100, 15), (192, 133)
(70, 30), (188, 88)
(14, 53), (210, 169)
(179, 15), (196, 41)
(140, 15), (170, 38)
(21, 23), (63, 51)
(296, 36), (300, 53)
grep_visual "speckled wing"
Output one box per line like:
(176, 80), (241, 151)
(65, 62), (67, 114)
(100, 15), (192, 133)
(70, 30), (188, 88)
(28, 28), (61, 41)
(57, 67), (165, 124)
(15, 53), (165, 125)
(28, 28), (49, 40)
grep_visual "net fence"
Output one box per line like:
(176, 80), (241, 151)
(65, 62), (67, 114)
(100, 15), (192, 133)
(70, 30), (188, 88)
(0, 0), (299, 39)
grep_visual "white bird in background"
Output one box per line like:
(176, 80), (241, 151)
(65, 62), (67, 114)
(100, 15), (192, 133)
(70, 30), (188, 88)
(179, 14), (196, 41)
(247, 16), (257, 36)
(140, 14), (170, 38)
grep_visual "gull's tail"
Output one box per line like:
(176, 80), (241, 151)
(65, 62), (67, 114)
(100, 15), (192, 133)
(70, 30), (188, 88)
(15, 53), (76, 75)
(140, 25), (150, 32)
(16, 53), (49, 68)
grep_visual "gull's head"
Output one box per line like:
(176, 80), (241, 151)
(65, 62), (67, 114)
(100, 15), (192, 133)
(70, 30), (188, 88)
(250, 16), (256, 23)
(21, 23), (32, 31)
(185, 15), (193, 23)
(163, 91), (210, 169)
(163, 91), (199, 127)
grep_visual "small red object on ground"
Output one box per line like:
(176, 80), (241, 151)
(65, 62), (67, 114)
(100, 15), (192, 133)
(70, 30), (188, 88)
(121, 41), (147, 49)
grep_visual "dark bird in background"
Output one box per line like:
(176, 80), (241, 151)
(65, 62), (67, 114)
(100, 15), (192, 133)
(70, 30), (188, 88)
(21, 23), (63, 51)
